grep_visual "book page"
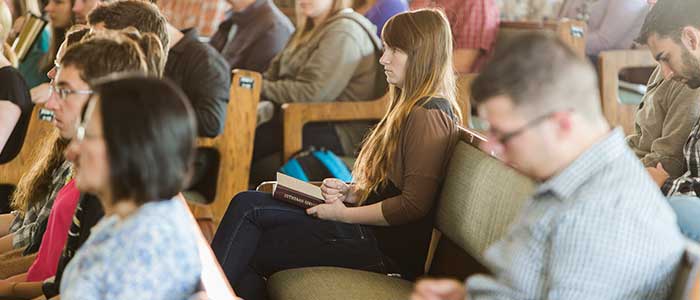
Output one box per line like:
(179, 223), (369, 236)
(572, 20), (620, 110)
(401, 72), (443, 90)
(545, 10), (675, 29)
(276, 173), (324, 200)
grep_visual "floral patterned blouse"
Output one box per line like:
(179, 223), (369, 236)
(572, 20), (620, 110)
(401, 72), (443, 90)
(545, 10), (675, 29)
(60, 197), (201, 300)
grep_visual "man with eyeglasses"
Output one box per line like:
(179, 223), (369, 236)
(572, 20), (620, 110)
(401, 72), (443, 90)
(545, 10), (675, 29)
(411, 33), (684, 300)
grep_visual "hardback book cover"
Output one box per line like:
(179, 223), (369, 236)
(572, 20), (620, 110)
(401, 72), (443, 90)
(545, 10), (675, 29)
(271, 173), (325, 209)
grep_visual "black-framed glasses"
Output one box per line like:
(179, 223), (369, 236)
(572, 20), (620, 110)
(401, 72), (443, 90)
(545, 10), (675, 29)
(48, 82), (93, 101)
(486, 112), (556, 145)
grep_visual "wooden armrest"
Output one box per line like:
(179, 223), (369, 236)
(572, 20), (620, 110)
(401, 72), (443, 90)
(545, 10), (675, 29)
(282, 95), (389, 161)
(256, 182), (275, 193)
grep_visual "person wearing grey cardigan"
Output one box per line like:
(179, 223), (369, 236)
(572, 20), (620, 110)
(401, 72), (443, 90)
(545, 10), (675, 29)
(252, 7), (385, 182)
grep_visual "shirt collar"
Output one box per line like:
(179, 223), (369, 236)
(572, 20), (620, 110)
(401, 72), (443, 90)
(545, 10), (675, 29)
(535, 128), (627, 200)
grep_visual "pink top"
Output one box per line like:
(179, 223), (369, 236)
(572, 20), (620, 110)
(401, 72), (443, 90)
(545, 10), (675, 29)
(26, 179), (80, 282)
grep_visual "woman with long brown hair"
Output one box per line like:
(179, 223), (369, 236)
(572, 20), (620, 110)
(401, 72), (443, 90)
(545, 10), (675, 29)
(212, 9), (461, 299)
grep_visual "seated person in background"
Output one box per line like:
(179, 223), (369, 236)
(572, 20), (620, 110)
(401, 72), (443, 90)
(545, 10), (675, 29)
(0, 0), (32, 215)
(211, 9), (461, 299)
(27, 0), (75, 101)
(638, 0), (700, 243)
(252, 0), (384, 183)
(413, 33), (685, 300)
(0, 28), (166, 300)
(88, 0), (230, 201)
(72, 0), (99, 24)
(89, 0), (231, 138)
(558, 0), (648, 57)
(353, 0), (408, 37)
(626, 65), (700, 178)
(0, 0), (31, 165)
(410, 0), (499, 73)
(209, 0), (294, 73)
(59, 75), (201, 299)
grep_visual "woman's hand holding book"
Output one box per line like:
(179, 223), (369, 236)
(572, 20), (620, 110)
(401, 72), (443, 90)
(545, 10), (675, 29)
(320, 178), (357, 204)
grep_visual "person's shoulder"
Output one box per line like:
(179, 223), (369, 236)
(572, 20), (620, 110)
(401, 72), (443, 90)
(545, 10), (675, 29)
(0, 66), (23, 81)
(415, 97), (456, 120)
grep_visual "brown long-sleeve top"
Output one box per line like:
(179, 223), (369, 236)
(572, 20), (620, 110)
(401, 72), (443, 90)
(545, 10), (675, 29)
(363, 97), (460, 279)
(626, 66), (700, 178)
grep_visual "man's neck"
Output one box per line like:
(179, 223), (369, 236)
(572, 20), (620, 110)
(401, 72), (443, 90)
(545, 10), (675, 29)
(167, 24), (185, 50)
(539, 121), (610, 182)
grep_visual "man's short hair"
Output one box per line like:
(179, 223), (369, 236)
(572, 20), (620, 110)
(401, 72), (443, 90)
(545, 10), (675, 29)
(88, 0), (169, 51)
(472, 33), (601, 121)
(637, 0), (700, 44)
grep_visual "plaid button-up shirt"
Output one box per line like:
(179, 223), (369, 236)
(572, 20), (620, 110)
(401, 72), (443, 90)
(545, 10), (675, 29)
(468, 129), (685, 299)
(663, 117), (700, 197)
(10, 160), (72, 249)
(410, 0), (500, 72)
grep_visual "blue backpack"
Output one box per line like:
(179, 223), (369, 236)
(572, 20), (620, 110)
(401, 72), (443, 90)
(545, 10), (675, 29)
(279, 148), (353, 182)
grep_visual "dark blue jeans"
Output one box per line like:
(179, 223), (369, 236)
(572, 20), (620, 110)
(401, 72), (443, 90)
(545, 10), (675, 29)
(211, 191), (391, 300)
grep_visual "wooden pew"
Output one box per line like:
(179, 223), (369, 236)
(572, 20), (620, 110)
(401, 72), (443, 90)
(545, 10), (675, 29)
(195, 69), (261, 224)
(597, 49), (656, 135)
(497, 19), (587, 58)
(281, 75), (475, 162)
(0, 106), (55, 187)
(267, 127), (534, 300)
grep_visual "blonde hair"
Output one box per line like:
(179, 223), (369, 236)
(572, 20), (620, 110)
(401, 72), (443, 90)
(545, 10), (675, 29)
(12, 131), (68, 215)
(353, 9), (462, 202)
(287, 0), (352, 51)
(0, 1), (18, 67)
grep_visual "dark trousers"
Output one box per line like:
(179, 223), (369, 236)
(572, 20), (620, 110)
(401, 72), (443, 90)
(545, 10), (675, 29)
(210, 191), (392, 300)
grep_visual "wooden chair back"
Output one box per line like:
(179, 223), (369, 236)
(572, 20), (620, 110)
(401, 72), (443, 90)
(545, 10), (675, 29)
(281, 75), (476, 162)
(196, 69), (262, 223)
(598, 50), (656, 135)
(0, 105), (55, 186)
(497, 19), (587, 57)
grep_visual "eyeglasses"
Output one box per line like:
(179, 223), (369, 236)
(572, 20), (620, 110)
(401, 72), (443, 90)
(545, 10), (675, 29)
(75, 98), (97, 143)
(485, 112), (556, 145)
(49, 82), (93, 101)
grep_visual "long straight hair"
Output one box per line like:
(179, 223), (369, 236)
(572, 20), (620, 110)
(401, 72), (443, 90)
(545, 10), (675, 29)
(352, 9), (462, 202)
(287, 0), (352, 51)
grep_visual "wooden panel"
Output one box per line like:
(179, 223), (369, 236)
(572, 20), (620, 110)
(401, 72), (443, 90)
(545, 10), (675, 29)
(598, 50), (656, 135)
(197, 69), (262, 224)
(282, 95), (390, 162)
(498, 19), (587, 58)
(0, 105), (56, 186)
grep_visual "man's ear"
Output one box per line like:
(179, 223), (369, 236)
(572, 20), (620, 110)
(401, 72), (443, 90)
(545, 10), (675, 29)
(552, 110), (573, 137)
(681, 26), (700, 51)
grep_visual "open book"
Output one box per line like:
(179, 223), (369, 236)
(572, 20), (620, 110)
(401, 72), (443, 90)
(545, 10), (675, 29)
(260, 173), (325, 209)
